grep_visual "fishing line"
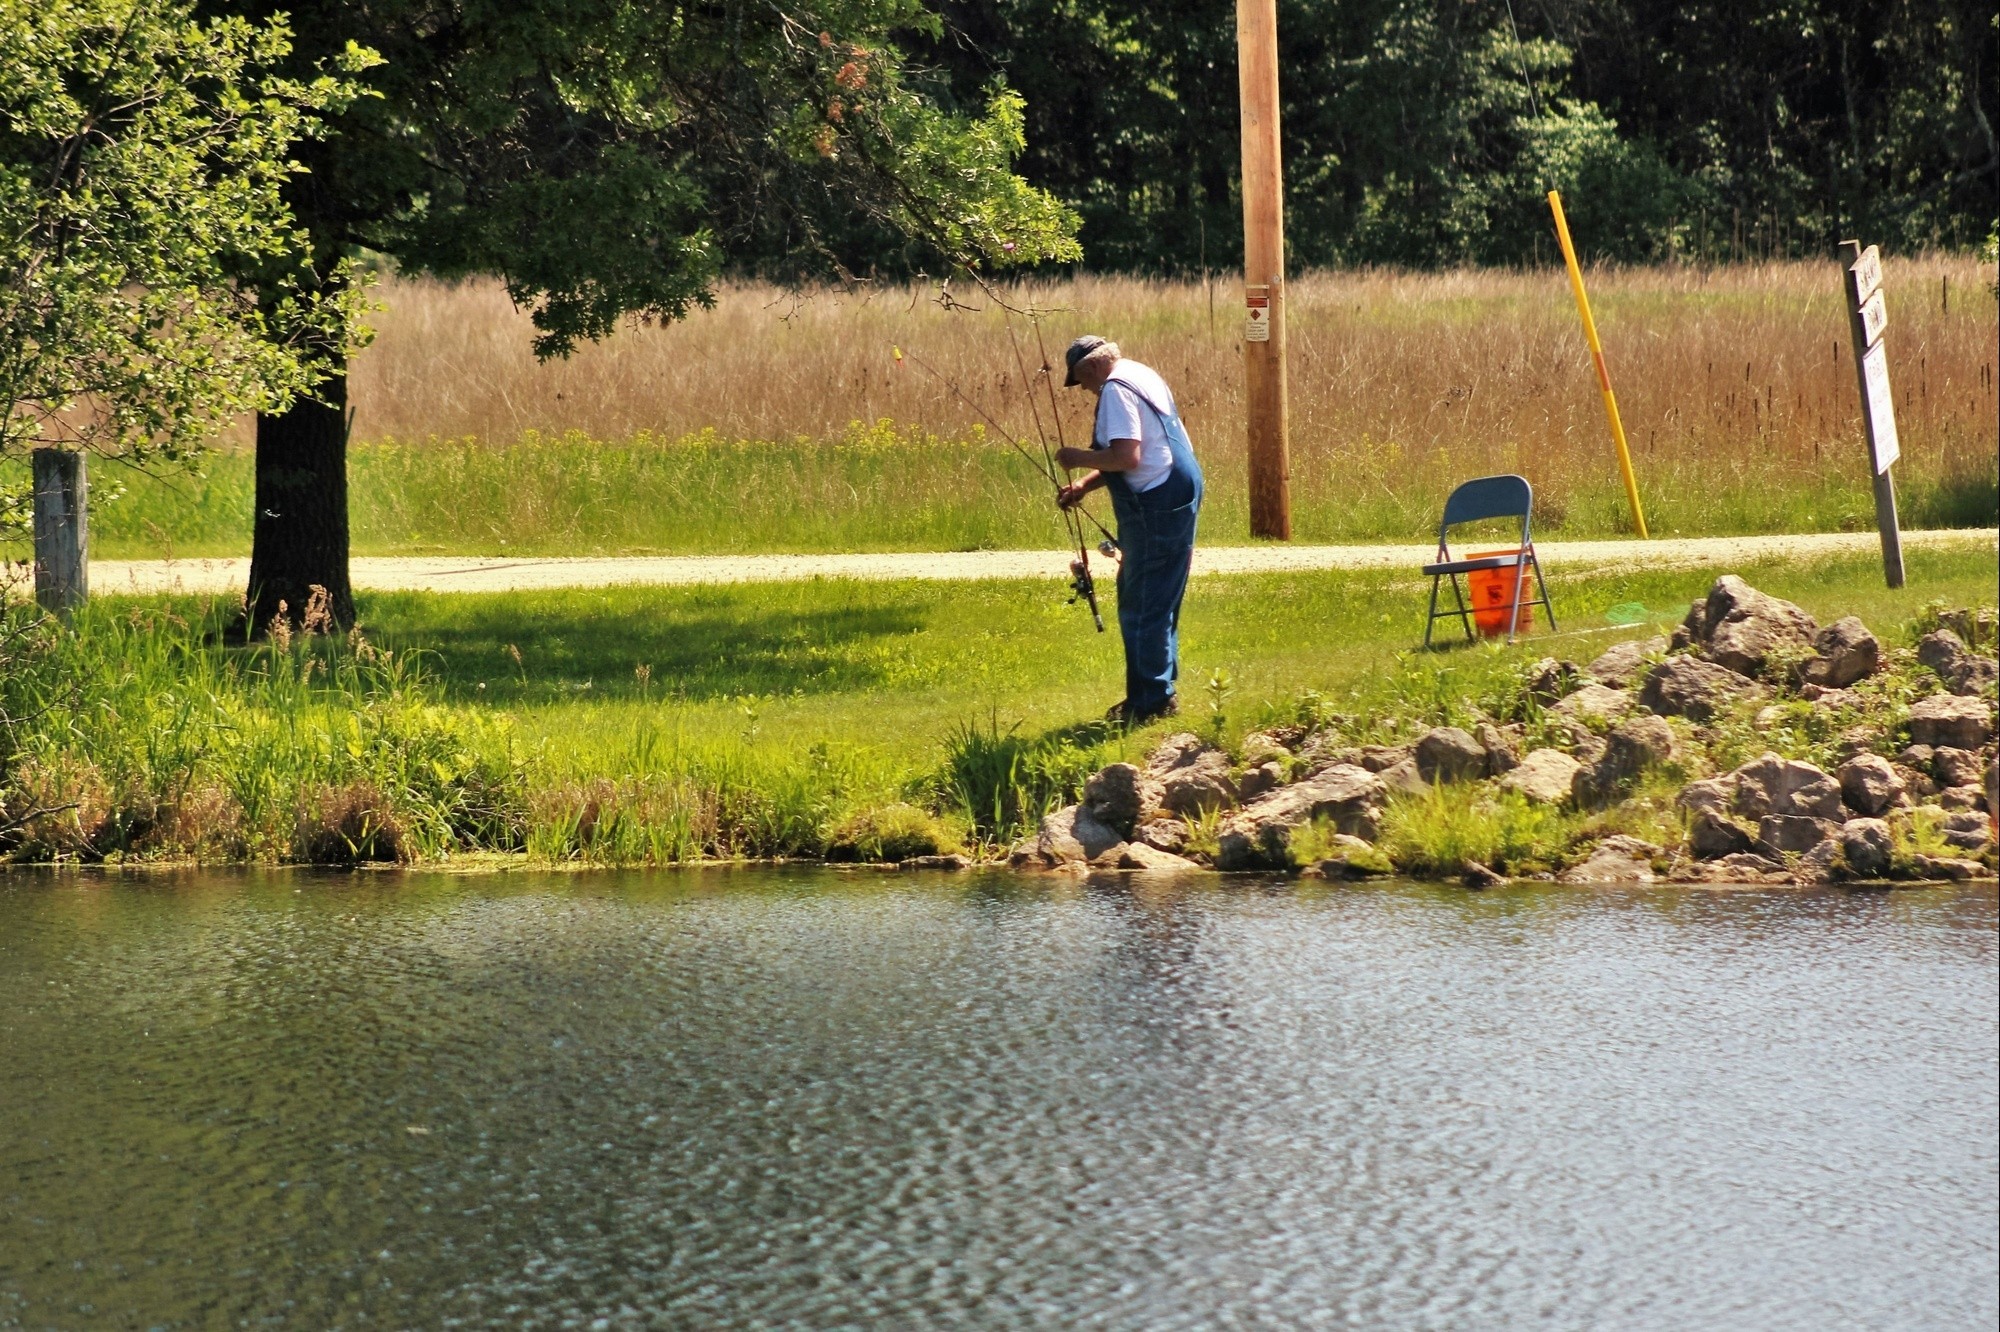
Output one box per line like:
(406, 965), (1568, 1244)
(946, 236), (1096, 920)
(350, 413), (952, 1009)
(895, 343), (1118, 548)
(1004, 320), (1099, 563)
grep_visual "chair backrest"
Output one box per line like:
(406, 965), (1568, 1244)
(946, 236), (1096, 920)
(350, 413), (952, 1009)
(1438, 474), (1533, 544)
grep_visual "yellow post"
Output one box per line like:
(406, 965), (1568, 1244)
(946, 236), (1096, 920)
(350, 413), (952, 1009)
(1548, 190), (1648, 539)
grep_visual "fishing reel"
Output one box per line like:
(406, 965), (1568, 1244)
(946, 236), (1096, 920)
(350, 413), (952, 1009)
(1069, 558), (1106, 632)
(1098, 538), (1121, 560)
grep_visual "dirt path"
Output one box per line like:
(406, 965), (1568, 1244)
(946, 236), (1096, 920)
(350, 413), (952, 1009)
(86, 529), (1996, 597)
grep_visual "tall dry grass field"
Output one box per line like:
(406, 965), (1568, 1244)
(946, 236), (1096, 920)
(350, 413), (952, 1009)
(352, 258), (1996, 537)
(27, 257), (1993, 557)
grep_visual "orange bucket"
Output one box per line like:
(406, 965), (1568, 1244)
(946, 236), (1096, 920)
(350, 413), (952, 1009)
(1467, 550), (1532, 637)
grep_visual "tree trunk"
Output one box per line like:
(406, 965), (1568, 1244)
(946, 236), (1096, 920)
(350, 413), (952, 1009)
(243, 357), (354, 637)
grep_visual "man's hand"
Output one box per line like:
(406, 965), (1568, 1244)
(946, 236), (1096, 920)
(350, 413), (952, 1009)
(1056, 481), (1089, 510)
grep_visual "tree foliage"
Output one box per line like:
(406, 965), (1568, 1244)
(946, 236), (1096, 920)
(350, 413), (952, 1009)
(213, 0), (1080, 357)
(921, 0), (1997, 270)
(0, 0), (373, 466)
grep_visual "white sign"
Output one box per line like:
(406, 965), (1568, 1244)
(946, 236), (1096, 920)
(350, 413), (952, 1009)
(1244, 290), (1270, 343)
(1858, 288), (1888, 346)
(1850, 245), (1883, 303)
(1861, 341), (1900, 473)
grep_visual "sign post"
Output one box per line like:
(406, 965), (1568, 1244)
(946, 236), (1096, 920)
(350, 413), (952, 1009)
(1237, 0), (1291, 539)
(1840, 241), (1905, 589)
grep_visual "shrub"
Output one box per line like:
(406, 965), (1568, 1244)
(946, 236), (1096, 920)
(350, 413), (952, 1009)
(825, 803), (965, 863)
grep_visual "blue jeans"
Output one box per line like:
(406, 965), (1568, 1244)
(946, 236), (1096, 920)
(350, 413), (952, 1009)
(1109, 469), (1200, 715)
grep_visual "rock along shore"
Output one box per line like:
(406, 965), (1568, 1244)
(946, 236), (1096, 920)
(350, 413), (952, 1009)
(995, 576), (1998, 888)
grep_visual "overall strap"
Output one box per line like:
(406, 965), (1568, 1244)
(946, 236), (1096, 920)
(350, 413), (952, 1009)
(1100, 372), (1178, 434)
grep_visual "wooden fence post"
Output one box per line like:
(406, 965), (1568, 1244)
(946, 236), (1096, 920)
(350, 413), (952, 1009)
(31, 448), (87, 616)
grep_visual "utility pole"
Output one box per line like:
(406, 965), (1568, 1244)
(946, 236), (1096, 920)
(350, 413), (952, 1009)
(1237, 0), (1291, 539)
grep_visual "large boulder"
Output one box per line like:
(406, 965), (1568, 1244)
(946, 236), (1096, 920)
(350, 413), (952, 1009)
(1134, 818), (1190, 854)
(1146, 732), (1211, 775)
(1499, 749), (1583, 804)
(1376, 757), (1427, 797)
(1837, 753), (1906, 817)
(1941, 811), (1993, 853)
(1639, 655), (1761, 722)
(1414, 726), (1487, 783)
(1082, 763), (1163, 837)
(1699, 575), (1818, 677)
(1031, 804), (1126, 866)
(1213, 765), (1383, 870)
(1522, 657), (1583, 706)
(1234, 759), (1286, 803)
(1559, 835), (1661, 883)
(1474, 722), (1521, 775)
(1672, 598), (1710, 652)
(1730, 754), (1845, 821)
(1676, 778), (1735, 815)
(1572, 715), (1678, 807)
(1792, 839), (1844, 885)
(1757, 814), (1840, 856)
(1553, 683), (1635, 726)
(1688, 808), (1757, 859)
(1116, 842), (1203, 872)
(1799, 616), (1881, 688)
(1358, 744), (1414, 773)
(1934, 747), (1984, 789)
(1307, 834), (1394, 880)
(1917, 630), (1999, 697)
(1907, 694), (1995, 751)
(1841, 818), (1894, 878)
(1159, 752), (1238, 817)
(1587, 636), (1668, 689)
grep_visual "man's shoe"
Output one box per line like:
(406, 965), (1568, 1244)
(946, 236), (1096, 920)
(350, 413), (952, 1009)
(1108, 697), (1179, 726)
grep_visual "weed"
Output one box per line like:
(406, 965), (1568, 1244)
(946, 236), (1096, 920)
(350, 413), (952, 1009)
(1287, 815), (1393, 872)
(1378, 785), (1578, 875)
(1180, 807), (1224, 861)
(933, 713), (1113, 844)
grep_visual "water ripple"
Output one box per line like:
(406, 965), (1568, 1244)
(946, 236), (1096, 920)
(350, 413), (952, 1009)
(0, 871), (1992, 1329)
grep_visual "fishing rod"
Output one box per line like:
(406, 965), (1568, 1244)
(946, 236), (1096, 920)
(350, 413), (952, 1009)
(1007, 321), (1105, 632)
(896, 340), (1115, 630)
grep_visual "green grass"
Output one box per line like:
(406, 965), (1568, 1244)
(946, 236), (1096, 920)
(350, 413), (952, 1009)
(3, 543), (1993, 866)
(8, 424), (1994, 560)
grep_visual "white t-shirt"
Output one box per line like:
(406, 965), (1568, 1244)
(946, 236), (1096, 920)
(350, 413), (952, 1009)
(1094, 359), (1177, 494)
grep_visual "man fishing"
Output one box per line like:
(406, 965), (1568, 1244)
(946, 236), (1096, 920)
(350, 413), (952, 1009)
(1054, 335), (1204, 725)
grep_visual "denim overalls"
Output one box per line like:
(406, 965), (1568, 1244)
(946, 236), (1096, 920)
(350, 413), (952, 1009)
(1095, 371), (1204, 716)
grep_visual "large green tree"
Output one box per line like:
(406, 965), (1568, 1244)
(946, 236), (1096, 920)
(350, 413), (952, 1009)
(0, 0), (369, 518)
(210, 0), (1079, 634)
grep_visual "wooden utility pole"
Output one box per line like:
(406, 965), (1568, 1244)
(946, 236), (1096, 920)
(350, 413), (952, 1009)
(1237, 0), (1291, 539)
(1840, 241), (1905, 588)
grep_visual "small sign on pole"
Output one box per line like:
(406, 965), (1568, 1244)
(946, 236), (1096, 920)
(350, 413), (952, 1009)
(1244, 286), (1271, 343)
(1840, 241), (1904, 588)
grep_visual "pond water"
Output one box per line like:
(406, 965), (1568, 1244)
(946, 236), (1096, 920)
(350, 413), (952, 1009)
(0, 869), (1994, 1330)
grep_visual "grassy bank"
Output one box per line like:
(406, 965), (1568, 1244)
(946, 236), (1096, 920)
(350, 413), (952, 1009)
(3, 544), (1992, 867)
(15, 259), (1994, 559)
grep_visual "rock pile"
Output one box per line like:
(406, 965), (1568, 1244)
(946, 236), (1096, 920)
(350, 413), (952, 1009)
(1006, 576), (1995, 885)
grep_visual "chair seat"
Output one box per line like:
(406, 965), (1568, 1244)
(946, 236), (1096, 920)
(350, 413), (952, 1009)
(1422, 552), (1530, 576)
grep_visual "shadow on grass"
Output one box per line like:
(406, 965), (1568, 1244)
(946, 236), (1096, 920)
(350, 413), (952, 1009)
(357, 592), (929, 704)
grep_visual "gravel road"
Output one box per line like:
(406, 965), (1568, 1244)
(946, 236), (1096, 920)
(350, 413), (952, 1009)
(83, 529), (1996, 597)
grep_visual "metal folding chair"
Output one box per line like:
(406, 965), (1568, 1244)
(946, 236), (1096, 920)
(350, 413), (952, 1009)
(1422, 474), (1557, 646)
